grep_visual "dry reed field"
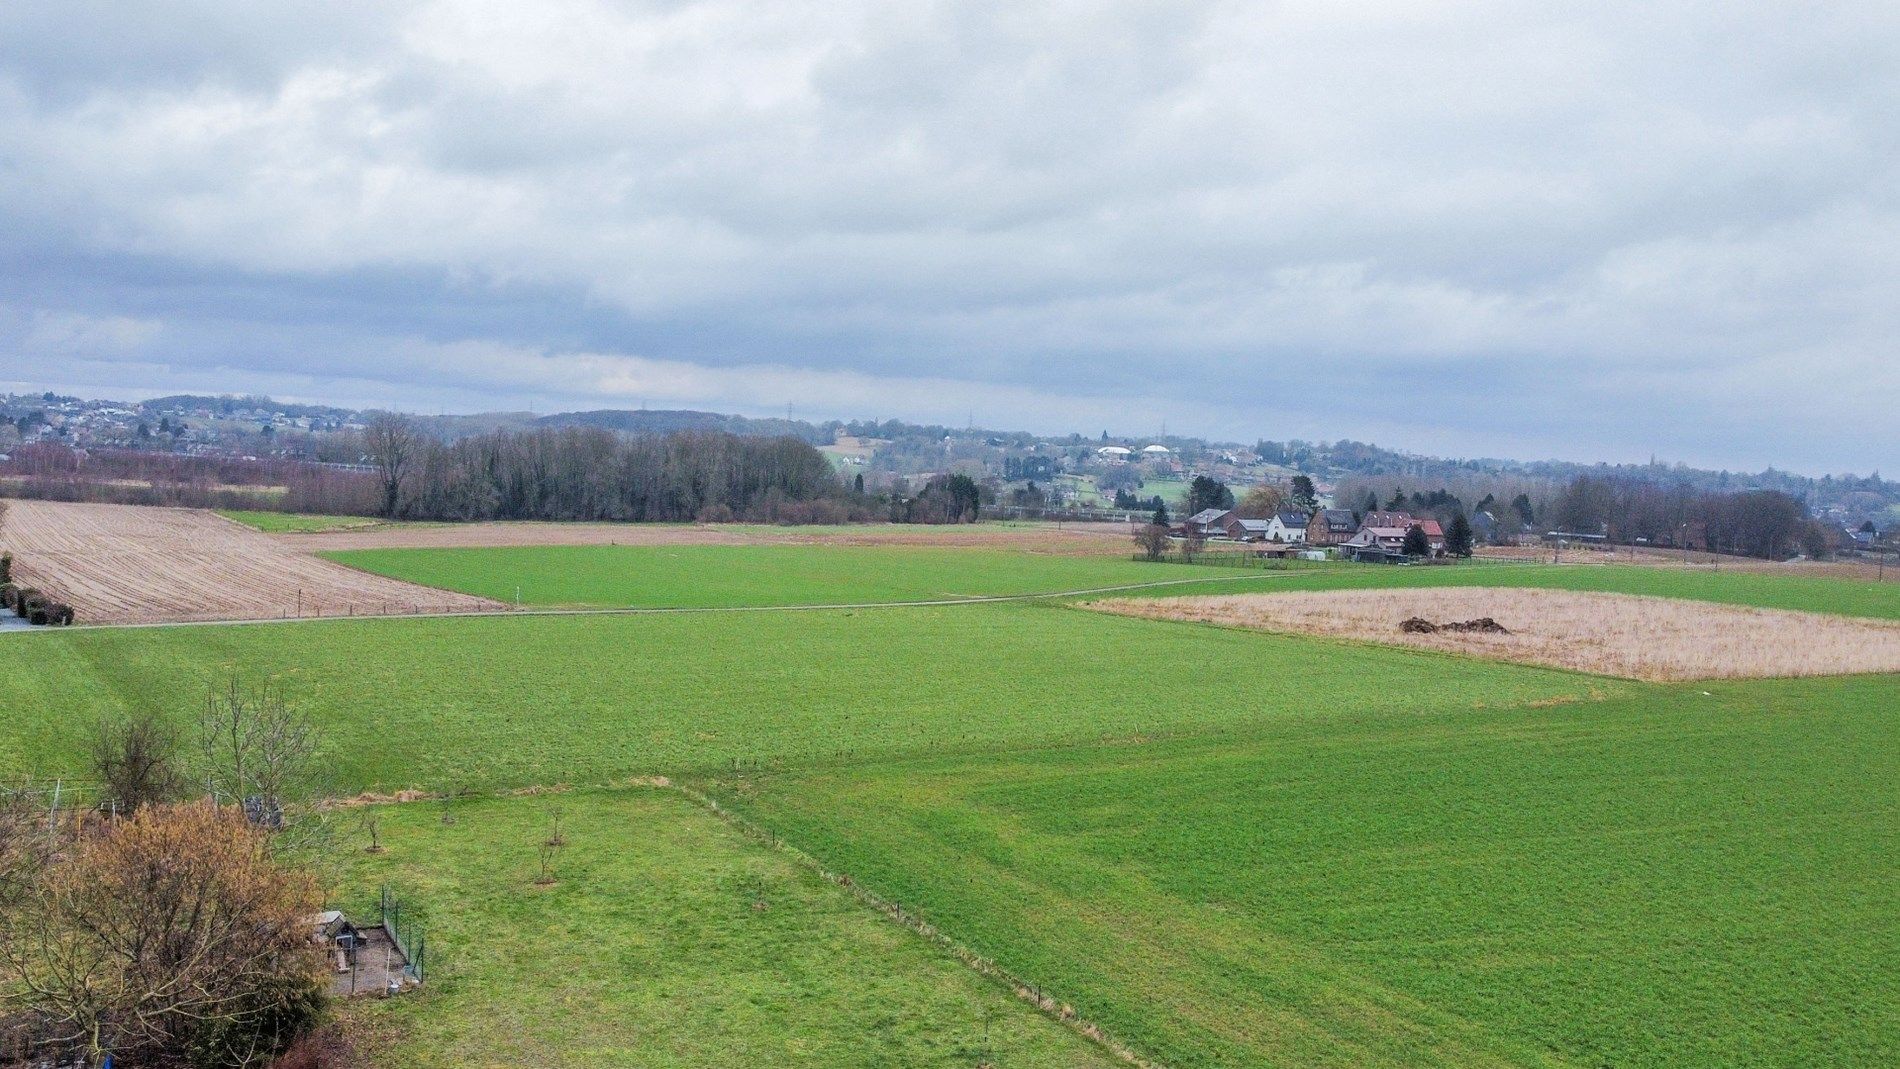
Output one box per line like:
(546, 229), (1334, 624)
(0, 500), (500, 623)
(1087, 586), (1900, 680)
(277, 518), (1128, 553)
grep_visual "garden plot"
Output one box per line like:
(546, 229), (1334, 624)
(1086, 586), (1900, 680)
(0, 500), (500, 624)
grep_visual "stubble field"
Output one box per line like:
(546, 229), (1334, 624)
(1088, 586), (1900, 680)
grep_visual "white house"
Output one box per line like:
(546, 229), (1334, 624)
(1263, 510), (1309, 543)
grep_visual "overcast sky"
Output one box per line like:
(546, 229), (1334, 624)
(1, 2), (1894, 474)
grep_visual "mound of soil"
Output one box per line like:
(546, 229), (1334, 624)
(1400, 616), (1511, 635)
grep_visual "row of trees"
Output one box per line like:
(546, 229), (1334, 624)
(1544, 475), (1826, 558)
(364, 418), (862, 523)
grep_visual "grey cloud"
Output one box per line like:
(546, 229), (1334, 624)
(1, 0), (1896, 473)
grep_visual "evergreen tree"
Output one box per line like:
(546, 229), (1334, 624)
(1361, 490), (1378, 516)
(1402, 523), (1431, 557)
(1386, 489), (1408, 511)
(1153, 501), (1170, 527)
(1289, 475), (1317, 512)
(1446, 513), (1474, 557)
(1187, 476), (1233, 515)
(1512, 493), (1536, 529)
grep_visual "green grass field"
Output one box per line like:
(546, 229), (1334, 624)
(0, 602), (1607, 788)
(3, 535), (1895, 1066)
(324, 542), (1900, 620)
(707, 675), (1899, 1068)
(218, 509), (396, 533)
(322, 543), (1272, 608)
(328, 789), (1113, 1068)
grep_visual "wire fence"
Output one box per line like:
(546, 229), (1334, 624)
(382, 884), (429, 985)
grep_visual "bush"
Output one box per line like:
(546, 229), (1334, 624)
(0, 583), (17, 611)
(15, 588), (42, 619)
(45, 603), (74, 626)
(0, 551), (11, 584)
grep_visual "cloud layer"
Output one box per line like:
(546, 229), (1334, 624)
(2, 1), (1895, 472)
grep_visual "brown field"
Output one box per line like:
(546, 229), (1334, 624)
(1475, 542), (1895, 581)
(0, 500), (501, 624)
(276, 519), (1131, 553)
(1086, 586), (1900, 681)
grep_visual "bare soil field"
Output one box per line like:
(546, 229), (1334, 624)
(1086, 586), (1900, 681)
(0, 500), (500, 624)
(277, 519), (1131, 554)
(1475, 542), (1893, 580)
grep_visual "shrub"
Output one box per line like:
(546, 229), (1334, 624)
(45, 603), (74, 626)
(0, 804), (328, 1065)
(91, 712), (182, 813)
(0, 583), (17, 611)
(0, 551), (11, 584)
(15, 588), (42, 619)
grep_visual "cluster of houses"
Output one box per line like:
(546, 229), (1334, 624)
(1176, 507), (1451, 563)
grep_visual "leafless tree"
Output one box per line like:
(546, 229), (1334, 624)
(196, 674), (320, 815)
(1132, 523), (1170, 561)
(90, 712), (184, 815)
(1180, 529), (1206, 562)
(363, 412), (418, 518)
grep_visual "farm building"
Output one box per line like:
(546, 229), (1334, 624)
(1182, 508), (1236, 538)
(1304, 508), (1359, 546)
(1263, 510), (1309, 542)
(1339, 522), (1446, 558)
(1216, 515), (1272, 541)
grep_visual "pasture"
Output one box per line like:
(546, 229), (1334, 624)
(0, 602), (1605, 787)
(327, 789), (1115, 1068)
(321, 543), (1275, 608)
(325, 542), (1900, 619)
(706, 675), (1899, 1068)
(216, 509), (396, 533)
(2, 515), (1895, 1066)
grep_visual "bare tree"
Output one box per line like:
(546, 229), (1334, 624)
(90, 712), (183, 815)
(363, 412), (418, 518)
(1132, 523), (1170, 561)
(0, 803), (326, 1066)
(1180, 528), (1206, 562)
(196, 674), (320, 816)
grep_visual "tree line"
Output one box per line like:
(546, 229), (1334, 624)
(362, 417), (866, 523)
(1544, 475), (1827, 558)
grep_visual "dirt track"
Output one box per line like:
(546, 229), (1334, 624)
(277, 520), (1132, 553)
(0, 501), (501, 624)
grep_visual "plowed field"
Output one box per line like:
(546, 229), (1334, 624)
(0, 500), (500, 623)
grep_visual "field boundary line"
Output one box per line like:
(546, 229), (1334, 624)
(671, 781), (1160, 1069)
